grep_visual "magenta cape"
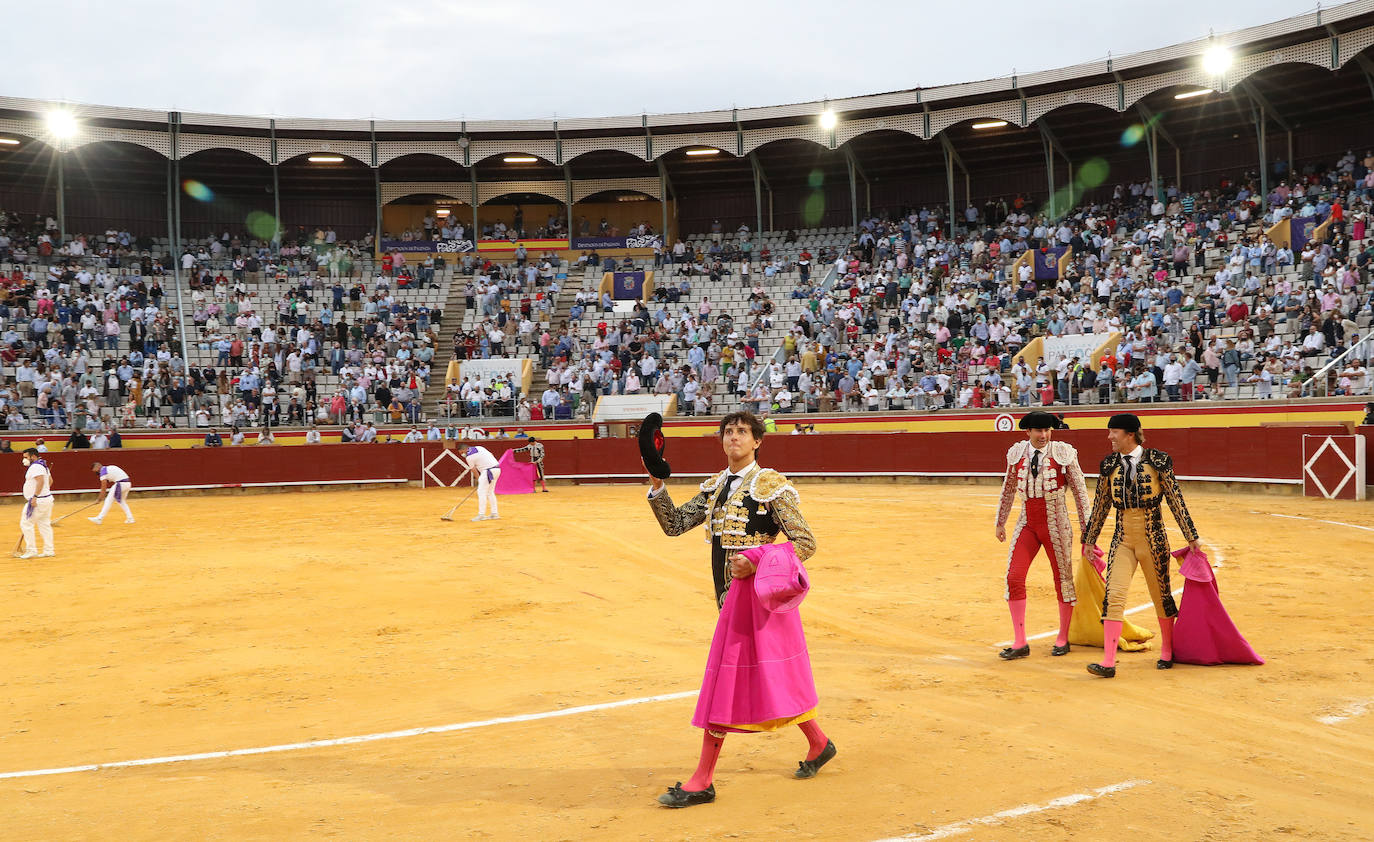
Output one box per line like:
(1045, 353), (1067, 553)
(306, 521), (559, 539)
(1171, 548), (1265, 666)
(494, 449), (537, 494)
(691, 543), (819, 732)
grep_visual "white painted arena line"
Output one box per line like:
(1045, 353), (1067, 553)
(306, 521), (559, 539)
(0, 691), (697, 781)
(994, 544), (1225, 649)
(871, 778), (1150, 842)
(1252, 511), (1373, 533)
(1317, 699), (1374, 725)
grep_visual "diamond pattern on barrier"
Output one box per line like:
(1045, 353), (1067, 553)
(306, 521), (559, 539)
(424, 450), (471, 488)
(1304, 436), (1357, 499)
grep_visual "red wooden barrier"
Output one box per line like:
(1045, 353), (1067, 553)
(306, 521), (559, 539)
(0, 426), (1363, 497)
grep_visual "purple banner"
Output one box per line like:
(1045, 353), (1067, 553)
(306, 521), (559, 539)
(1033, 247), (1068, 281)
(380, 239), (475, 255)
(613, 271), (646, 300)
(1290, 215), (1318, 253)
(572, 234), (662, 250)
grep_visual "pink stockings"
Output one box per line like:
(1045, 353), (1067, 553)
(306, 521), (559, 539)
(684, 720), (829, 791)
(685, 731), (725, 792)
(1007, 599), (1074, 648)
(1101, 620), (1124, 667)
(1158, 616), (1174, 661)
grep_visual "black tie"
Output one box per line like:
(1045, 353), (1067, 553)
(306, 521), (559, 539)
(716, 474), (739, 509)
(1030, 450), (1041, 478)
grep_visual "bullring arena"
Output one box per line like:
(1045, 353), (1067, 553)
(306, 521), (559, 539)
(4, 1), (1374, 838)
(1, 401), (1372, 840)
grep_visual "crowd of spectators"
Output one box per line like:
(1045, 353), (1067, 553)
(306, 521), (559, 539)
(0, 212), (462, 434)
(6, 149), (1372, 437)
(475, 156), (1373, 421)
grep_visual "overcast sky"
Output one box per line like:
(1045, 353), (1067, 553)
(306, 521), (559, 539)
(6, 0), (1319, 122)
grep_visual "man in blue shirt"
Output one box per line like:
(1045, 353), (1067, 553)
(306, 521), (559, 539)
(203, 428), (223, 447)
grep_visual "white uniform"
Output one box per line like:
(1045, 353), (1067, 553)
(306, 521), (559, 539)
(92, 464), (135, 524)
(465, 445), (501, 520)
(20, 460), (54, 556)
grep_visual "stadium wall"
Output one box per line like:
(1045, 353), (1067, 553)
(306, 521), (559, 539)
(3, 424), (1369, 497)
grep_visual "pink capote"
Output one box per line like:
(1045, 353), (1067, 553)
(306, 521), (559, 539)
(1171, 547), (1265, 666)
(691, 542), (819, 732)
(494, 450), (537, 494)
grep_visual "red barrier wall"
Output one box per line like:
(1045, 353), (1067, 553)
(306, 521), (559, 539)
(540, 426), (1360, 484)
(1, 427), (1365, 497)
(0, 443), (433, 496)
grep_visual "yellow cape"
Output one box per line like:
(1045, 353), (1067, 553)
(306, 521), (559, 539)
(1068, 556), (1155, 651)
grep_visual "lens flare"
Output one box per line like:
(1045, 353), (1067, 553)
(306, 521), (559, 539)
(246, 210), (278, 240)
(807, 169), (824, 189)
(1120, 125), (1146, 148)
(182, 179), (213, 202)
(802, 191), (825, 226)
(1076, 157), (1109, 188)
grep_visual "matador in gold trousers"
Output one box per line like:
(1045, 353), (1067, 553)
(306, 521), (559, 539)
(1082, 441), (1199, 675)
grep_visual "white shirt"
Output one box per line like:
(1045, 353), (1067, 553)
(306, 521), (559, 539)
(23, 462), (51, 499)
(99, 464), (130, 483)
(465, 445), (499, 472)
(1122, 444), (1144, 478)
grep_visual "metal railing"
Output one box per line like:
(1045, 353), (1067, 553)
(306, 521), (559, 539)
(1300, 333), (1369, 396)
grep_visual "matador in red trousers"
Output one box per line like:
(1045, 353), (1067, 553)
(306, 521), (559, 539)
(993, 410), (1089, 659)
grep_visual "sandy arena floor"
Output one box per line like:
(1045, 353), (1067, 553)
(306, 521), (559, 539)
(0, 481), (1370, 841)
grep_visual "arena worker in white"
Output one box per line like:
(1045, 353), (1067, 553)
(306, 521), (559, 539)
(465, 444), (501, 522)
(88, 462), (135, 525)
(18, 448), (55, 558)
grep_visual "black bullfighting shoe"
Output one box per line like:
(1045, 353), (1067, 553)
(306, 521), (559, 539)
(795, 740), (837, 779)
(1086, 662), (1117, 678)
(998, 645), (1031, 660)
(658, 782), (716, 808)
(1157, 658), (1174, 670)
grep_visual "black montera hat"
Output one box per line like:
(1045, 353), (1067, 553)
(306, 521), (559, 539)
(1107, 413), (1142, 433)
(1018, 411), (1060, 430)
(638, 412), (672, 479)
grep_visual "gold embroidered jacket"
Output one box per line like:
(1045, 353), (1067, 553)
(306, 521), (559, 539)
(1083, 449), (1199, 548)
(649, 465), (816, 607)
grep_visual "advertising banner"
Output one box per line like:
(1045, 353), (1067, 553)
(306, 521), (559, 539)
(571, 234), (662, 250)
(380, 239), (474, 255)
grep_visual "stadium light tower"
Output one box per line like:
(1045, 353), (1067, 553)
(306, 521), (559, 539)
(45, 109), (79, 245)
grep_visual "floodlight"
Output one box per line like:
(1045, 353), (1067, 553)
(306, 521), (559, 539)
(45, 110), (78, 140)
(1202, 45), (1233, 75)
(819, 110), (837, 130)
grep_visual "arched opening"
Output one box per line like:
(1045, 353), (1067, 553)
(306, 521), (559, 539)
(658, 144), (751, 237)
(478, 191), (568, 240)
(54, 140), (168, 241)
(570, 189), (662, 242)
(383, 192), (472, 242)
(276, 152), (375, 242)
(0, 132), (59, 231)
(179, 148), (274, 243)
(378, 152), (467, 182)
